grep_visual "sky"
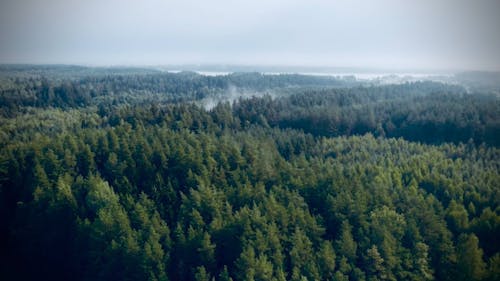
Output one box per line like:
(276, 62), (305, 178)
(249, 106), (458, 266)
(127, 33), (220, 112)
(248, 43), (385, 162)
(0, 0), (499, 71)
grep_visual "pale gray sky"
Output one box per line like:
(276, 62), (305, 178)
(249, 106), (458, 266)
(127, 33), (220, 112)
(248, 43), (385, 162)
(0, 0), (499, 71)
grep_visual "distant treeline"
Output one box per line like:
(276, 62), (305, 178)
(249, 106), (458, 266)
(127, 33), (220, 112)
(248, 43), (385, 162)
(231, 83), (500, 146)
(1, 67), (498, 146)
(0, 69), (354, 115)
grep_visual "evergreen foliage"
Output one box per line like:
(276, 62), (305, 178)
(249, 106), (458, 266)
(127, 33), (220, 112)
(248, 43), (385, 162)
(1, 66), (499, 280)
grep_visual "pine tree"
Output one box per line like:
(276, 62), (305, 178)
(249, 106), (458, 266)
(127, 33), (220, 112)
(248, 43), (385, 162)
(218, 266), (233, 281)
(456, 234), (486, 281)
(194, 266), (211, 281)
(365, 245), (385, 281)
(336, 220), (357, 263)
(318, 241), (336, 279)
(414, 242), (434, 281)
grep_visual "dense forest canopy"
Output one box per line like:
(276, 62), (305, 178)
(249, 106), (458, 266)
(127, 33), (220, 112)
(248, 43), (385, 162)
(0, 65), (499, 281)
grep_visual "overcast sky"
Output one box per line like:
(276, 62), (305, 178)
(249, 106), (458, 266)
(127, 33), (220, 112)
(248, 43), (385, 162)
(0, 0), (499, 71)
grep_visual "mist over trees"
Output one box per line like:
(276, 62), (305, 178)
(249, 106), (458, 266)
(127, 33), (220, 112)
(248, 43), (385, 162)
(1, 66), (499, 281)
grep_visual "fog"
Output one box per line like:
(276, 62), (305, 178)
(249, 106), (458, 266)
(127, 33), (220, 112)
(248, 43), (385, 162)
(1, 0), (500, 71)
(199, 85), (275, 111)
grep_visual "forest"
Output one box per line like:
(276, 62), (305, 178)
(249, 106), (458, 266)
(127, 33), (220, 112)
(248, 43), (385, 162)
(0, 65), (499, 281)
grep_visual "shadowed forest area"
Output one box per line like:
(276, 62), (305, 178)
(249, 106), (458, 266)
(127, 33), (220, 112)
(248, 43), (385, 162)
(0, 66), (499, 281)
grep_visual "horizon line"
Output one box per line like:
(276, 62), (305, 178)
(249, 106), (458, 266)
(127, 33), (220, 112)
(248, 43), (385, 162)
(2, 62), (498, 74)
